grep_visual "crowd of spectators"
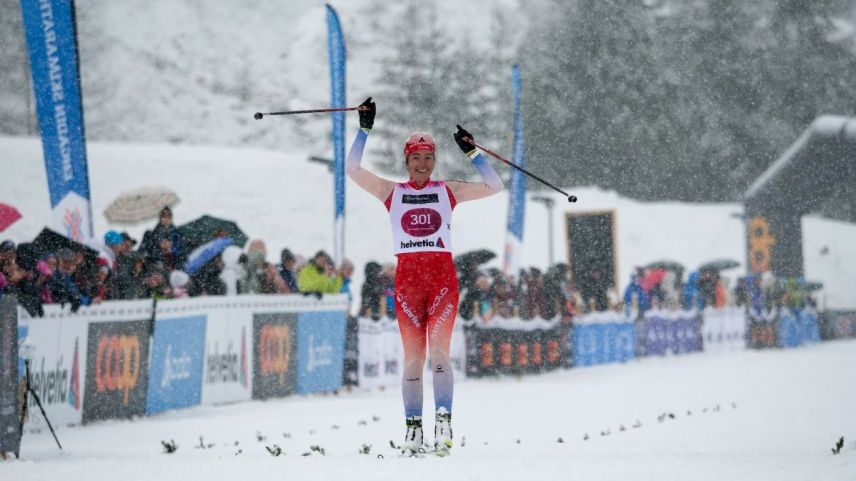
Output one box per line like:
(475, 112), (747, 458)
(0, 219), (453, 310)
(0, 209), (818, 320)
(0, 207), (352, 316)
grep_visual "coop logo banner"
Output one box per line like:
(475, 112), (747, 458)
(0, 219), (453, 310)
(252, 313), (297, 399)
(146, 316), (206, 415)
(20, 0), (93, 242)
(83, 320), (150, 423)
(296, 311), (346, 394)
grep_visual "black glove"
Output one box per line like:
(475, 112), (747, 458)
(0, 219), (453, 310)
(358, 97), (375, 130)
(453, 124), (476, 155)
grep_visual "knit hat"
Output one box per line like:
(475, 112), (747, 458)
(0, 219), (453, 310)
(169, 270), (190, 288)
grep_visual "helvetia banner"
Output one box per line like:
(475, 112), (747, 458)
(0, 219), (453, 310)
(16, 315), (88, 429)
(83, 320), (151, 423)
(20, 0), (93, 242)
(0, 296), (21, 458)
(326, 4), (346, 264)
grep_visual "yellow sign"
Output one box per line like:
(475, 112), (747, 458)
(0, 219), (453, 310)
(748, 217), (776, 273)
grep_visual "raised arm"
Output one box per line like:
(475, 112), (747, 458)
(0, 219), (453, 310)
(345, 98), (395, 203)
(446, 125), (504, 203)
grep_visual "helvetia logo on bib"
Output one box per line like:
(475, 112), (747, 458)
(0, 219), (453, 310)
(400, 237), (446, 250)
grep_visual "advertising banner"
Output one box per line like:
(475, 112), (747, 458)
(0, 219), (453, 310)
(777, 308), (820, 348)
(821, 310), (856, 340)
(701, 307), (747, 353)
(357, 319), (384, 390)
(640, 310), (701, 357)
(146, 316), (206, 415)
(252, 312), (297, 399)
(748, 310), (777, 349)
(296, 311), (347, 394)
(572, 311), (635, 367)
(83, 319), (151, 423)
(465, 319), (564, 376)
(326, 4), (347, 264)
(16, 314), (87, 429)
(20, 0), (94, 241)
(0, 295), (21, 457)
(201, 307), (251, 405)
(359, 318), (466, 388)
(504, 64), (526, 274)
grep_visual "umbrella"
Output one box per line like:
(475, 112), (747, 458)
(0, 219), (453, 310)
(103, 186), (180, 224)
(453, 249), (496, 270)
(184, 237), (233, 275)
(178, 215), (248, 253)
(0, 203), (22, 232)
(31, 227), (99, 264)
(698, 259), (740, 272)
(644, 260), (684, 273)
(641, 268), (668, 292)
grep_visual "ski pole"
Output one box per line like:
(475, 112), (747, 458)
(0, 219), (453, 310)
(253, 106), (365, 120)
(472, 141), (578, 203)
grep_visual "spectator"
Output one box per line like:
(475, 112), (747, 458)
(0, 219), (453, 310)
(359, 261), (384, 320)
(580, 267), (610, 312)
(92, 259), (111, 304)
(277, 248), (299, 293)
(189, 254), (225, 297)
(698, 270), (719, 308)
(245, 240), (286, 294)
(34, 259), (54, 304)
(459, 272), (493, 321)
(298, 250), (343, 296)
(543, 264), (570, 320)
(49, 248), (91, 311)
(520, 267), (546, 320)
(339, 258), (355, 306)
(491, 274), (517, 318)
(623, 269), (650, 316)
(142, 206), (185, 264)
(220, 245), (247, 296)
(124, 251), (147, 299)
(169, 270), (190, 298)
(0, 241), (45, 316)
(106, 231), (136, 300)
(146, 226), (179, 277)
(121, 231), (138, 253)
(661, 271), (680, 309)
(682, 271), (702, 310)
(381, 263), (396, 318)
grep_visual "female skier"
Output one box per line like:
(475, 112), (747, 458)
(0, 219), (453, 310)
(345, 97), (504, 455)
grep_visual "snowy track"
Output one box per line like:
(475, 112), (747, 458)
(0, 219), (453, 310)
(8, 341), (856, 481)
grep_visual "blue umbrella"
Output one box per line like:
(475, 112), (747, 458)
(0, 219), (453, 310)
(184, 237), (233, 275)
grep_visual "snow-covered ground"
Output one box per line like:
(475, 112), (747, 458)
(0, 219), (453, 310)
(3, 135), (855, 309)
(8, 340), (856, 480)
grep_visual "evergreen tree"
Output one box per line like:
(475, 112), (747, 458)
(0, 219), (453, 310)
(373, 0), (492, 180)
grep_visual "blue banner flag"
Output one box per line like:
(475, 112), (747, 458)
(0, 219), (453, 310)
(326, 4), (346, 264)
(20, 0), (93, 242)
(504, 65), (526, 274)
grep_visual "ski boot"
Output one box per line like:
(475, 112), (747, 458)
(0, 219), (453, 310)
(433, 408), (453, 456)
(402, 416), (423, 456)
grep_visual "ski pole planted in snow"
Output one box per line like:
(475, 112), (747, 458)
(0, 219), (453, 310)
(466, 134), (578, 203)
(253, 105), (367, 120)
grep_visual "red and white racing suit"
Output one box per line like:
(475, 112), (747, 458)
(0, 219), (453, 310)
(345, 127), (503, 418)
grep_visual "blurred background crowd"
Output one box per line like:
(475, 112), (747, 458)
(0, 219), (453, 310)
(0, 205), (819, 321)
